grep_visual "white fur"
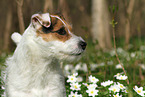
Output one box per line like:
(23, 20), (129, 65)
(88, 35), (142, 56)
(4, 13), (85, 97)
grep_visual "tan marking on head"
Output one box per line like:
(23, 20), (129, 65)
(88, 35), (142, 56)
(36, 15), (72, 42)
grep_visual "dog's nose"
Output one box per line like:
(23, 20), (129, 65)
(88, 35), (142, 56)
(79, 41), (87, 50)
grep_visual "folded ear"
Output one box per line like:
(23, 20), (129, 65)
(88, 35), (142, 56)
(31, 13), (51, 29)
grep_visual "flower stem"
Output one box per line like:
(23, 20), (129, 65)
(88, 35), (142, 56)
(112, 22), (129, 85)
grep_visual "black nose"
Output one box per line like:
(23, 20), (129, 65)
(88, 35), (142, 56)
(79, 41), (87, 50)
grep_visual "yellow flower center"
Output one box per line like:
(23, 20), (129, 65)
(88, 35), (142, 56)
(87, 84), (89, 87)
(92, 78), (95, 81)
(113, 88), (116, 92)
(126, 89), (128, 92)
(114, 95), (117, 97)
(74, 85), (78, 89)
(117, 73), (120, 76)
(137, 90), (141, 93)
(120, 77), (123, 80)
(72, 95), (76, 97)
(120, 85), (124, 88)
(71, 78), (74, 80)
(91, 90), (94, 94)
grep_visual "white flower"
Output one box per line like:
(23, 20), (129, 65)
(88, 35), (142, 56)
(67, 75), (77, 83)
(83, 83), (89, 86)
(107, 61), (113, 65)
(139, 64), (145, 70)
(116, 75), (128, 80)
(65, 64), (74, 71)
(140, 45), (145, 51)
(70, 82), (81, 91)
(133, 86), (145, 96)
(109, 84), (120, 93)
(117, 47), (124, 53)
(69, 91), (82, 97)
(82, 63), (88, 72)
(73, 73), (78, 77)
(75, 63), (88, 72)
(114, 73), (121, 77)
(98, 62), (105, 67)
(117, 82), (126, 90)
(77, 76), (83, 82)
(64, 64), (74, 76)
(124, 89), (129, 93)
(113, 93), (122, 97)
(101, 80), (113, 87)
(86, 89), (99, 97)
(89, 75), (99, 83)
(110, 49), (116, 56)
(116, 64), (123, 69)
(87, 84), (98, 90)
(2, 86), (5, 90)
(75, 63), (82, 71)
(131, 52), (136, 58)
(90, 63), (98, 71)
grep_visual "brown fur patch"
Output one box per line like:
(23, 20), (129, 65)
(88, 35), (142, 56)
(36, 15), (72, 42)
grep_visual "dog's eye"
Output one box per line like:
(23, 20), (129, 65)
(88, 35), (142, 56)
(42, 25), (53, 33)
(56, 28), (66, 35)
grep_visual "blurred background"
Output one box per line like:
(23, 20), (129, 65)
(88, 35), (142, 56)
(0, 0), (145, 52)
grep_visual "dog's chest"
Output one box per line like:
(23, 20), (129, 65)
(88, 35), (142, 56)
(27, 62), (64, 89)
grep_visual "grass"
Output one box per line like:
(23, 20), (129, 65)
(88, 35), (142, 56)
(0, 37), (145, 96)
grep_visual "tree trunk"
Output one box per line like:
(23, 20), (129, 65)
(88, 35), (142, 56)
(58, 0), (71, 23)
(43, 0), (53, 13)
(92, 0), (112, 50)
(125, 0), (135, 45)
(3, 7), (12, 51)
(16, 0), (25, 34)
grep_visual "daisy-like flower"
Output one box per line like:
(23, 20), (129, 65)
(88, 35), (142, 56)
(131, 52), (136, 58)
(89, 75), (99, 83)
(77, 76), (83, 82)
(116, 64), (122, 69)
(87, 84), (98, 90)
(86, 89), (99, 97)
(72, 73), (78, 77)
(107, 61), (113, 65)
(83, 83), (89, 87)
(101, 80), (113, 87)
(69, 91), (82, 97)
(70, 82), (81, 91)
(67, 75), (77, 83)
(133, 86), (145, 96)
(117, 82), (126, 90)
(65, 64), (74, 71)
(116, 75), (128, 80)
(124, 89), (129, 93)
(109, 84), (120, 93)
(113, 93), (122, 97)
(114, 73), (121, 77)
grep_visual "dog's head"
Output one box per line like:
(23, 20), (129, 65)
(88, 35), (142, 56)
(31, 13), (87, 62)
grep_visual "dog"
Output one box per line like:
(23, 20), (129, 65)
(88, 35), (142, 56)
(4, 13), (87, 97)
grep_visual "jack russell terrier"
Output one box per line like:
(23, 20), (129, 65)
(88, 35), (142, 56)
(4, 13), (87, 97)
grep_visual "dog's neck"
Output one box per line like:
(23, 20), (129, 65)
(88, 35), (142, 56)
(12, 25), (62, 75)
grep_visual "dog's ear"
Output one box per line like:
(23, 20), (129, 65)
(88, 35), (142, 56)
(31, 13), (51, 29)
